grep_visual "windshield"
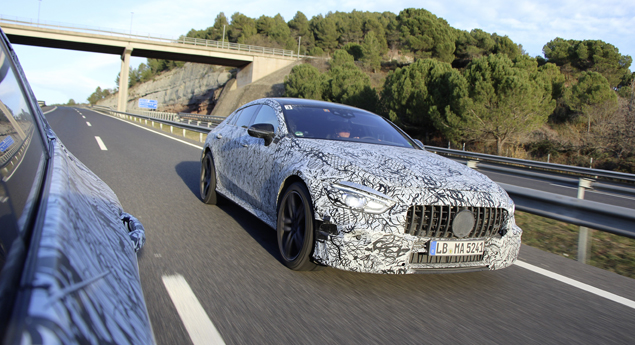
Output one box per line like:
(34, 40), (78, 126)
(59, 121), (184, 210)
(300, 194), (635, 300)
(282, 105), (415, 149)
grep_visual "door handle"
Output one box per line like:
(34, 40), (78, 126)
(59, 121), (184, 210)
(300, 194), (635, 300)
(216, 134), (222, 139)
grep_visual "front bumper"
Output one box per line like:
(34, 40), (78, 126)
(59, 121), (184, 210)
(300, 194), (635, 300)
(312, 222), (522, 274)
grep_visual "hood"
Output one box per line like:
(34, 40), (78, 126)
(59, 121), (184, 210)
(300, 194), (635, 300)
(293, 138), (502, 194)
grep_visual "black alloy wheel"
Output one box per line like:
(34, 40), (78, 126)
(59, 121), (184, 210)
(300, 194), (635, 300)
(200, 151), (218, 204)
(277, 182), (321, 271)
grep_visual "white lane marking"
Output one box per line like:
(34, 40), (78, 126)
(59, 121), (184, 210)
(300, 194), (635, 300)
(94, 136), (108, 150)
(103, 112), (204, 149)
(591, 191), (635, 202)
(82, 115), (86, 119)
(547, 183), (635, 202)
(515, 260), (635, 310)
(86, 122), (92, 127)
(42, 106), (57, 114)
(162, 274), (225, 345)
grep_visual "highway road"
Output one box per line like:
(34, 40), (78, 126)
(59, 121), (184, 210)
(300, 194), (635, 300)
(45, 106), (635, 345)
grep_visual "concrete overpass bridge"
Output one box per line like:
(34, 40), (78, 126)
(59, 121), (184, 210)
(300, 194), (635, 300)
(0, 18), (299, 112)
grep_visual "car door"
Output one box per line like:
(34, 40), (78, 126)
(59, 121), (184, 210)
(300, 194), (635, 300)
(218, 104), (260, 201)
(239, 104), (282, 222)
(210, 109), (240, 191)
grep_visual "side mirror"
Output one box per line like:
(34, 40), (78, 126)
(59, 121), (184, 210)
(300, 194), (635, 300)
(248, 123), (276, 146)
(413, 139), (424, 149)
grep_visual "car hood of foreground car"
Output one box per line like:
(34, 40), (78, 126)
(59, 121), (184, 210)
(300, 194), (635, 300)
(293, 138), (504, 195)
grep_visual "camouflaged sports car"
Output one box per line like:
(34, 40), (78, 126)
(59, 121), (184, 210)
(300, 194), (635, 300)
(0, 28), (153, 343)
(200, 98), (522, 274)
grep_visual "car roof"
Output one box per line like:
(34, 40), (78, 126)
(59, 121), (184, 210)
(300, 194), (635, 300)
(267, 98), (372, 113)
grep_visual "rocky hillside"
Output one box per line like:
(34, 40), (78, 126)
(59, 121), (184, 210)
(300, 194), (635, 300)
(98, 60), (304, 116)
(98, 63), (232, 114)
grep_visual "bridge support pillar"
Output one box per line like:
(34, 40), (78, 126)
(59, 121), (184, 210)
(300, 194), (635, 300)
(117, 46), (133, 112)
(236, 56), (295, 88)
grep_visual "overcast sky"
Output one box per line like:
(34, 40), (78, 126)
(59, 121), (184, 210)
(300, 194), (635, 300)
(3, 0), (634, 104)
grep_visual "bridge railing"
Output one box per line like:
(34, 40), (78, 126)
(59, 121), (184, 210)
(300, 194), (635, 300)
(172, 36), (296, 57)
(0, 16), (300, 58)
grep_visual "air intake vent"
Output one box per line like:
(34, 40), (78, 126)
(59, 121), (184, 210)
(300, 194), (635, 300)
(410, 252), (484, 264)
(405, 205), (507, 238)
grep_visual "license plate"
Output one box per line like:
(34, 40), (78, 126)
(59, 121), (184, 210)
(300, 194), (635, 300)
(429, 240), (484, 256)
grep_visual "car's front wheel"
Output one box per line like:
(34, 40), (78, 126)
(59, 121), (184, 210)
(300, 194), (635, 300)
(200, 151), (219, 204)
(277, 182), (321, 271)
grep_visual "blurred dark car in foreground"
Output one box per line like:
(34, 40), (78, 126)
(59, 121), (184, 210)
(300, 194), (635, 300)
(200, 98), (522, 274)
(0, 28), (154, 343)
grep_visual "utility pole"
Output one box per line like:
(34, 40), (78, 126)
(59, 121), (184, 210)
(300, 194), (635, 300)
(630, 78), (635, 114)
(130, 12), (134, 35)
(222, 25), (226, 49)
(37, 0), (42, 25)
(297, 36), (301, 58)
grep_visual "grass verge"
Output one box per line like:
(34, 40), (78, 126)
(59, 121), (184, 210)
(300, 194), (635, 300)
(515, 211), (635, 279)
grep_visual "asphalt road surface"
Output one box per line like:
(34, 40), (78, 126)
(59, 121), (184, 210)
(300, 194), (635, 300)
(45, 107), (635, 345)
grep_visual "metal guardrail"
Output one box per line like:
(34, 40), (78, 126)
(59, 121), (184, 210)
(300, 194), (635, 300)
(178, 112), (226, 126)
(502, 183), (635, 238)
(90, 105), (635, 239)
(425, 146), (635, 184)
(91, 105), (214, 133)
(473, 162), (635, 197)
(0, 16), (306, 58)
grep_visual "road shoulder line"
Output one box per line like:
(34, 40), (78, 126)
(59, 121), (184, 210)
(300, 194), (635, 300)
(515, 260), (635, 310)
(91, 110), (204, 150)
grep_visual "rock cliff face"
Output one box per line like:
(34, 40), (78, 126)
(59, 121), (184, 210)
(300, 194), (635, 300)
(98, 63), (232, 114)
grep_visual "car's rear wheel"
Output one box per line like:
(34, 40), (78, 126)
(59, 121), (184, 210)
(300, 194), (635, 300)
(277, 182), (321, 271)
(200, 151), (219, 204)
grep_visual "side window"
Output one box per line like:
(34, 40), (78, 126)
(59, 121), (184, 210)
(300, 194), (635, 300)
(234, 105), (259, 128)
(0, 40), (47, 273)
(227, 109), (242, 125)
(252, 105), (279, 133)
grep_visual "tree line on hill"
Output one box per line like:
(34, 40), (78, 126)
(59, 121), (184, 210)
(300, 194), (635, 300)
(87, 8), (635, 172)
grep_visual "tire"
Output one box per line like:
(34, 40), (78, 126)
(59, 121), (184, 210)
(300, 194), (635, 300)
(277, 182), (321, 271)
(200, 151), (219, 204)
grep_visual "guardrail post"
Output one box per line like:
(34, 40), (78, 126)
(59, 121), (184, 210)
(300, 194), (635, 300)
(200, 133), (203, 142)
(577, 178), (594, 264)
(170, 126), (173, 134)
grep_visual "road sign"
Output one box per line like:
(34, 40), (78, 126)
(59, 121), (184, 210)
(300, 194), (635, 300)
(138, 98), (158, 109)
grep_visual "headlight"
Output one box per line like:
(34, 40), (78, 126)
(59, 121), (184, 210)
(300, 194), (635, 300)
(507, 195), (516, 215)
(327, 181), (396, 214)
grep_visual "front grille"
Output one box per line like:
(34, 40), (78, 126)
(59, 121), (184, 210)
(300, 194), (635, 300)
(405, 205), (507, 238)
(410, 252), (484, 264)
